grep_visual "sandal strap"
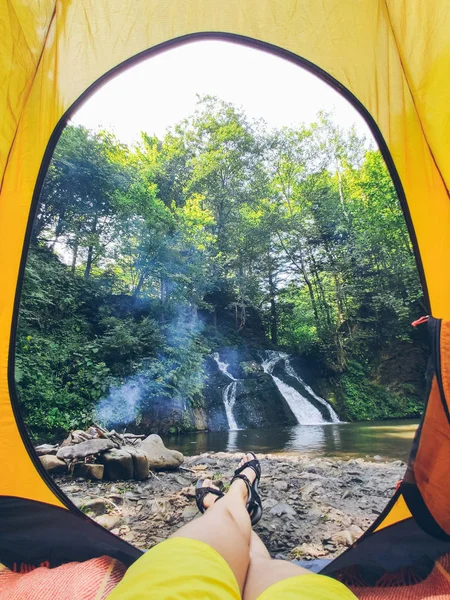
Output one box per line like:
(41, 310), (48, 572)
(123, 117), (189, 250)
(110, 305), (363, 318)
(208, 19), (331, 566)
(234, 459), (261, 480)
(195, 486), (224, 513)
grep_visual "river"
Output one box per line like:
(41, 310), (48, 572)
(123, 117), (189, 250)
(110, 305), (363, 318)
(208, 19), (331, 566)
(165, 419), (418, 461)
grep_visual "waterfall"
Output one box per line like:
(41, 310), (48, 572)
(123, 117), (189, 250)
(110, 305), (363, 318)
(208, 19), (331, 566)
(284, 358), (340, 423)
(213, 353), (239, 430)
(262, 351), (340, 425)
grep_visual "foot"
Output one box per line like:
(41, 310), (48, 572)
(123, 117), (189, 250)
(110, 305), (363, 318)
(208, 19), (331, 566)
(195, 479), (224, 513)
(231, 452), (263, 526)
(232, 454), (258, 501)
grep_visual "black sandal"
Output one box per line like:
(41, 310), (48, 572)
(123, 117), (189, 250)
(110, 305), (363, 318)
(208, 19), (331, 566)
(231, 452), (262, 525)
(195, 479), (224, 513)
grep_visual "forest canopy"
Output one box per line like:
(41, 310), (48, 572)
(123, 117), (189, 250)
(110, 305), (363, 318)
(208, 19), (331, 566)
(16, 96), (427, 439)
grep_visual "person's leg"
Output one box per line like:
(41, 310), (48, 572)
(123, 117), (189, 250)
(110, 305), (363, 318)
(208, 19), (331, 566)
(243, 531), (310, 600)
(170, 454), (256, 592)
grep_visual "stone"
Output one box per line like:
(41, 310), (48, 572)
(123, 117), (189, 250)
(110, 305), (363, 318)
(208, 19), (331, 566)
(182, 505), (199, 520)
(60, 430), (95, 448)
(56, 439), (114, 461)
(373, 455), (383, 461)
(124, 447), (149, 480)
(332, 525), (363, 547)
(73, 463), (104, 480)
(35, 444), (58, 456)
(274, 480), (289, 492)
(95, 514), (122, 530)
(269, 502), (296, 518)
(39, 454), (67, 474)
(82, 498), (109, 516)
(100, 448), (134, 480)
(140, 434), (184, 470)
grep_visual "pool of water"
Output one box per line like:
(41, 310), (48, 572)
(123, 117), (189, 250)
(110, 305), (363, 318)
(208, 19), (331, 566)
(164, 419), (419, 461)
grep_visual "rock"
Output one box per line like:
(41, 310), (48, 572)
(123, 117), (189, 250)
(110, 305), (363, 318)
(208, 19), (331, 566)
(73, 463), (104, 480)
(373, 455), (383, 461)
(182, 505), (199, 520)
(35, 444), (58, 456)
(56, 439), (114, 461)
(39, 454), (67, 474)
(60, 430), (95, 448)
(269, 502), (296, 518)
(82, 498), (109, 516)
(140, 434), (184, 470)
(274, 480), (289, 492)
(100, 448), (134, 480)
(124, 447), (149, 480)
(332, 525), (363, 547)
(294, 543), (327, 559)
(95, 514), (122, 530)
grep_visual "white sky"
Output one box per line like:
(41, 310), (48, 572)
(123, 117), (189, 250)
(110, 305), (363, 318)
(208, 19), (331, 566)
(72, 40), (375, 146)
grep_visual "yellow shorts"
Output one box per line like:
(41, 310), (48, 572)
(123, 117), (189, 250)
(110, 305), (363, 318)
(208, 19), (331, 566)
(106, 537), (356, 599)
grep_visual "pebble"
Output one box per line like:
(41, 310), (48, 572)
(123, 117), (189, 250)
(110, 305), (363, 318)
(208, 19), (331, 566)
(57, 451), (405, 561)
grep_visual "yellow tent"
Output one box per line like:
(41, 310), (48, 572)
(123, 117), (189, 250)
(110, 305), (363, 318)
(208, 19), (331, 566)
(2, 0), (450, 593)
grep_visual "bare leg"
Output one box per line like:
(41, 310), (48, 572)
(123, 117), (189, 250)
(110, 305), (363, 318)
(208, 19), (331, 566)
(170, 454), (256, 592)
(243, 531), (310, 600)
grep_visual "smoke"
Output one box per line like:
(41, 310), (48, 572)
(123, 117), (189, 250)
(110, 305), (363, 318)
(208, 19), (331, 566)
(94, 375), (145, 428)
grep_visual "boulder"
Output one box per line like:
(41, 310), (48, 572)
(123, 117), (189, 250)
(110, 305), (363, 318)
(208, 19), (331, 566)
(124, 447), (149, 480)
(56, 439), (114, 461)
(140, 434), (184, 470)
(39, 454), (67, 474)
(100, 448), (134, 480)
(73, 463), (104, 480)
(35, 444), (58, 456)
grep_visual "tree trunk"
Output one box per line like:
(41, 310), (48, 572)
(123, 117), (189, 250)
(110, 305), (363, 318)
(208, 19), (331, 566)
(84, 215), (98, 279)
(71, 236), (79, 273)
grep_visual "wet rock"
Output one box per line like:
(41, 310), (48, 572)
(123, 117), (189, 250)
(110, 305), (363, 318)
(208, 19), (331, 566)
(101, 449), (134, 480)
(82, 498), (109, 516)
(140, 434), (184, 470)
(73, 463), (104, 480)
(56, 439), (114, 461)
(39, 454), (67, 474)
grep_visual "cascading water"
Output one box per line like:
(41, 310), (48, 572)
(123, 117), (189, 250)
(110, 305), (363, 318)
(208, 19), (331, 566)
(213, 353), (239, 430)
(262, 351), (340, 425)
(284, 358), (340, 423)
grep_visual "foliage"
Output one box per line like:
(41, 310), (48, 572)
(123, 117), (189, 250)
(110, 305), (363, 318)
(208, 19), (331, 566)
(15, 98), (427, 439)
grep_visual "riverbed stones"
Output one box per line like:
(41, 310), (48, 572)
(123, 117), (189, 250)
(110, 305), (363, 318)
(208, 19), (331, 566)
(55, 452), (406, 560)
(100, 448), (134, 480)
(56, 438), (114, 460)
(140, 434), (184, 470)
(39, 454), (67, 474)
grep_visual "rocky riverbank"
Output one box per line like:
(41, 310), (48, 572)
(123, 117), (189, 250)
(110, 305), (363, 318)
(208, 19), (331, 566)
(56, 452), (406, 561)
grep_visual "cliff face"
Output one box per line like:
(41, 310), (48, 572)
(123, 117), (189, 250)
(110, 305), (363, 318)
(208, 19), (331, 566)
(135, 348), (341, 434)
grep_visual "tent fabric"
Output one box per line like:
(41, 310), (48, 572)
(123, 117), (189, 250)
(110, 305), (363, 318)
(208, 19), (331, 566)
(2, 0), (450, 591)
